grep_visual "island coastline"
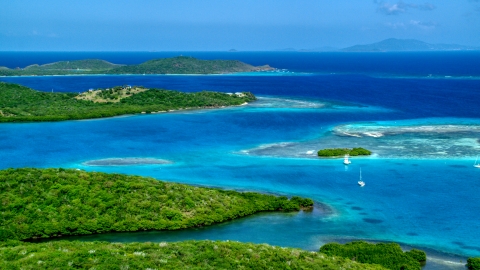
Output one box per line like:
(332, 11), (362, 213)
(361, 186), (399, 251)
(0, 56), (277, 76)
(0, 168), (315, 242)
(0, 82), (256, 123)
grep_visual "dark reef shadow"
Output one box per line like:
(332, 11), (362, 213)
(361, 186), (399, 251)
(363, 218), (383, 224)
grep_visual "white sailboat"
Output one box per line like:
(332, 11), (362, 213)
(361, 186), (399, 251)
(343, 154), (351, 165)
(358, 168), (365, 187)
(474, 156), (480, 168)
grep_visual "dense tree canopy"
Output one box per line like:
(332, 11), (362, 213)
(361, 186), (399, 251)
(319, 241), (426, 270)
(0, 56), (274, 76)
(0, 168), (313, 241)
(0, 82), (256, 122)
(317, 147), (372, 157)
(107, 56), (274, 74)
(468, 258), (480, 270)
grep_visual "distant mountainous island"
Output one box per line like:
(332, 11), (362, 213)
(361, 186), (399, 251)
(272, 39), (479, 52)
(0, 56), (275, 76)
(341, 38), (480, 52)
(274, 46), (338, 52)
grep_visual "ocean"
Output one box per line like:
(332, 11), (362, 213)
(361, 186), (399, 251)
(1, 51), (480, 269)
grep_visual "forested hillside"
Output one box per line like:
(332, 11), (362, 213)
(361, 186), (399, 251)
(0, 168), (313, 241)
(0, 82), (256, 122)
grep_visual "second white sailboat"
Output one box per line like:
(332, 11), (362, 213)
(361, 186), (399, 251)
(358, 168), (365, 187)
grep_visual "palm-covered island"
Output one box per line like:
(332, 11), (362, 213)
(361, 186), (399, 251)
(0, 82), (256, 122)
(0, 56), (275, 76)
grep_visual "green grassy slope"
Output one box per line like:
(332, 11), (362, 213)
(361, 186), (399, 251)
(0, 59), (120, 76)
(24, 59), (120, 71)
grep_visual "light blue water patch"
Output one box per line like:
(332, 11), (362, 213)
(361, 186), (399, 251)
(239, 96), (390, 115)
(225, 70), (312, 76)
(83, 157), (172, 166)
(334, 118), (480, 137)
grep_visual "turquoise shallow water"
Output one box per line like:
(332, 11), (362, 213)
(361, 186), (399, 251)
(2, 52), (480, 269)
(2, 104), (480, 260)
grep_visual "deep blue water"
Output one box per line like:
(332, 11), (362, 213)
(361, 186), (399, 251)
(2, 51), (480, 77)
(1, 52), (480, 268)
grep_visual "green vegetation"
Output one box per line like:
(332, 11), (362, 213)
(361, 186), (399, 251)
(23, 59), (121, 74)
(0, 56), (274, 76)
(0, 240), (384, 269)
(0, 168), (313, 241)
(405, 249), (426, 264)
(467, 258), (480, 270)
(319, 241), (426, 270)
(107, 56), (274, 74)
(0, 82), (256, 122)
(0, 59), (120, 76)
(317, 147), (372, 157)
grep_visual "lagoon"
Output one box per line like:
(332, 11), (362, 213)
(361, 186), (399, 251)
(2, 52), (480, 269)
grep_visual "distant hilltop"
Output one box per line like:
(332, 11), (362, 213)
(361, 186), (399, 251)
(106, 56), (275, 74)
(0, 56), (275, 76)
(274, 46), (338, 52)
(340, 38), (480, 52)
(272, 38), (479, 52)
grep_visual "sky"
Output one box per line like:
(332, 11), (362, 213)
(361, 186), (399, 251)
(1, 0), (479, 51)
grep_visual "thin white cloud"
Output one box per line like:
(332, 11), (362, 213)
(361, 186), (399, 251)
(409, 20), (437, 29)
(417, 3), (436, 10)
(385, 22), (406, 29)
(384, 20), (437, 30)
(463, 0), (480, 16)
(375, 1), (436, 15)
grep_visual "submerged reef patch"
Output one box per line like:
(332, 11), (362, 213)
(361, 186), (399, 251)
(249, 96), (327, 109)
(243, 118), (480, 158)
(333, 121), (480, 138)
(83, 157), (173, 166)
(363, 218), (384, 224)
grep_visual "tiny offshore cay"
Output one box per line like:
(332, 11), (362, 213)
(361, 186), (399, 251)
(317, 147), (372, 157)
(0, 82), (256, 122)
(0, 56), (276, 76)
